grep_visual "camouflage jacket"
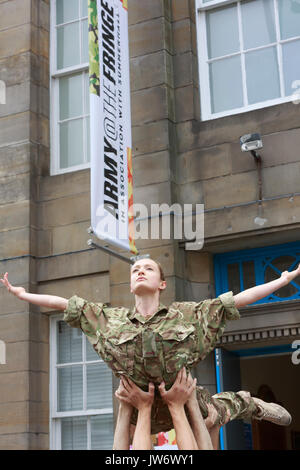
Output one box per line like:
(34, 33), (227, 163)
(63, 292), (240, 390)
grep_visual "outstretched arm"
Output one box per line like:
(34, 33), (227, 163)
(204, 404), (230, 450)
(0, 272), (68, 311)
(113, 381), (134, 450)
(233, 264), (300, 308)
(185, 385), (214, 450)
(115, 377), (155, 450)
(159, 368), (204, 450)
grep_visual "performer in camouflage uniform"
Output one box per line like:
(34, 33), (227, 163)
(1, 258), (295, 433)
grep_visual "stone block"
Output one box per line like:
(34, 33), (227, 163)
(175, 85), (194, 122)
(263, 162), (300, 198)
(175, 145), (232, 184)
(0, 0), (31, 32)
(133, 231), (175, 251)
(132, 119), (170, 156)
(0, 257), (31, 285)
(173, 51), (193, 88)
(132, 150), (170, 187)
(30, 113), (49, 147)
(130, 50), (171, 91)
(172, 19), (192, 54)
(0, 200), (30, 232)
(39, 169), (90, 202)
(28, 432), (49, 451)
(35, 229), (52, 257)
(28, 401), (49, 434)
(0, 52), (31, 87)
(0, 24), (31, 58)
(0, 433), (29, 450)
(133, 181), (172, 211)
(31, 53), (49, 89)
(29, 311), (49, 344)
(0, 81), (31, 118)
(1, 341), (30, 372)
(0, 227), (30, 258)
(131, 85), (172, 126)
(128, 0), (170, 26)
(0, 312), (30, 342)
(0, 112), (30, 148)
(33, 0), (50, 31)
(38, 193), (90, 228)
(185, 251), (214, 283)
(0, 142), (31, 178)
(175, 277), (212, 302)
(37, 249), (109, 282)
(177, 180), (203, 204)
(202, 171), (258, 209)
(171, 0), (190, 21)
(51, 221), (91, 255)
(37, 273), (110, 312)
(0, 372), (29, 403)
(204, 195), (300, 241)
(257, 128), (300, 169)
(129, 17), (171, 58)
(110, 282), (134, 308)
(0, 401), (29, 435)
(30, 24), (49, 59)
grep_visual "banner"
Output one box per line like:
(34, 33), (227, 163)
(89, 0), (138, 254)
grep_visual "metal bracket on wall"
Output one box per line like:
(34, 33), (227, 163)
(87, 227), (149, 265)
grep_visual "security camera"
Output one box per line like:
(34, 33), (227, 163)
(240, 133), (263, 152)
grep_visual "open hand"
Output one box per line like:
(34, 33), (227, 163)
(280, 263), (300, 285)
(158, 368), (197, 408)
(205, 404), (230, 429)
(115, 376), (155, 411)
(0, 273), (25, 298)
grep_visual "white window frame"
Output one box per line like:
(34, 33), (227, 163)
(195, 0), (300, 120)
(49, 315), (114, 450)
(50, 0), (91, 175)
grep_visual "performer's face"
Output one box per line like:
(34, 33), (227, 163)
(130, 259), (166, 296)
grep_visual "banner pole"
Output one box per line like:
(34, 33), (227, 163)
(87, 231), (149, 265)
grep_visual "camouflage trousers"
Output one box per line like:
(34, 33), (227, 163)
(130, 386), (259, 435)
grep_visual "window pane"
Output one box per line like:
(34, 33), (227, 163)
(57, 321), (82, 364)
(57, 23), (80, 69)
(241, 0), (276, 49)
(278, 0), (300, 40)
(209, 56), (243, 113)
(81, 0), (88, 17)
(91, 415), (114, 450)
(206, 5), (239, 59)
(282, 40), (300, 96)
(59, 74), (83, 121)
(60, 119), (84, 168)
(227, 263), (240, 295)
(245, 47), (280, 104)
(81, 19), (89, 64)
(58, 366), (83, 411)
(61, 417), (87, 450)
(86, 116), (91, 163)
(86, 336), (99, 361)
(265, 255), (300, 299)
(87, 363), (113, 409)
(84, 72), (90, 114)
(57, 0), (79, 25)
(242, 260), (256, 291)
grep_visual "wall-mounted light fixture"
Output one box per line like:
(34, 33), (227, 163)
(240, 133), (263, 204)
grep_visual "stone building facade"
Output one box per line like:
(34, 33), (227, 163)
(0, 0), (299, 450)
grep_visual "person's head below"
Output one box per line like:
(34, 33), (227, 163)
(130, 258), (167, 298)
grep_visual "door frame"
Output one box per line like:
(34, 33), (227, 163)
(214, 343), (295, 450)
